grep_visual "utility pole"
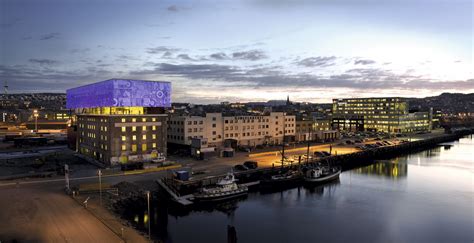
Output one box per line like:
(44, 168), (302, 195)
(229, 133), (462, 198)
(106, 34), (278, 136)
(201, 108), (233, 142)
(33, 109), (39, 132)
(65, 164), (70, 191)
(98, 169), (102, 206)
(146, 191), (151, 241)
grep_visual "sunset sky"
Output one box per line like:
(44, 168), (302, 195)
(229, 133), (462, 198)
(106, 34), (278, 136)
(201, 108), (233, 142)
(1, 0), (472, 103)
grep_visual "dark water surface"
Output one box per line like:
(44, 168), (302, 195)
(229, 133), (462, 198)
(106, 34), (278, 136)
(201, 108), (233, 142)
(129, 136), (473, 243)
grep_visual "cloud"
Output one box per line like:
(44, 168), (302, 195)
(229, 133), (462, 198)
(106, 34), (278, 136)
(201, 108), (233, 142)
(354, 59), (376, 65)
(147, 46), (181, 54)
(296, 56), (337, 67)
(70, 48), (91, 54)
(130, 63), (240, 78)
(39, 32), (60, 40)
(29, 59), (59, 65)
(232, 50), (267, 61)
(0, 18), (22, 28)
(209, 52), (229, 60)
(128, 62), (474, 93)
(177, 54), (195, 61)
(167, 5), (178, 11)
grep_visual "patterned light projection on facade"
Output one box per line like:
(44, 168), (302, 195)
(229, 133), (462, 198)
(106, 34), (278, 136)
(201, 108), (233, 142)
(66, 79), (171, 109)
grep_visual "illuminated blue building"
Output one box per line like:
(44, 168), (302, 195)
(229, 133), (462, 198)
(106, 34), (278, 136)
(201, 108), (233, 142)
(67, 79), (170, 165)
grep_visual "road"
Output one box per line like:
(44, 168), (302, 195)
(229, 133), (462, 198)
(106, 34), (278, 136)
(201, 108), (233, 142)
(0, 182), (124, 242)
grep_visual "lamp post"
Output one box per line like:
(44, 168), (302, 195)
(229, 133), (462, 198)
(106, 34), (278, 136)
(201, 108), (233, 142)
(146, 190), (151, 241)
(33, 109), (38, 132)
(98, 169), (102, 206)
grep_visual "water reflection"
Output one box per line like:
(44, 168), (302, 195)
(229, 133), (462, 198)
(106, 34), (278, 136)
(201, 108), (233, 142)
(122, 136), (473, 243)
(352, 160), (408, 178)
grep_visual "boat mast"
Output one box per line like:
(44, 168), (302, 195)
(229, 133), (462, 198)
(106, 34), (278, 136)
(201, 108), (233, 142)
(281, 114), (286, 170)
(306, 121), (312, 165)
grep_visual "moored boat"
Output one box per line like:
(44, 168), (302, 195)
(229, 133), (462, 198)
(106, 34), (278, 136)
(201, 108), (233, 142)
(193, 172), (248, 202)
(304, 166), (341, 183)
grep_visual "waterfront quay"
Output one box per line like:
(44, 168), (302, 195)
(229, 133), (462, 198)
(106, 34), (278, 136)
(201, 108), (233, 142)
(159, 128), (474, 205)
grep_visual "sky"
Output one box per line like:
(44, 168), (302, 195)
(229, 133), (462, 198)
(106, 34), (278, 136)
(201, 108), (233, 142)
(0, 0), (472, 103)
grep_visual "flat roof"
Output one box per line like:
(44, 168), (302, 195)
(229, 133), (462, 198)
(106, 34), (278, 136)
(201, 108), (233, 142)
(66, 79), (171, 109)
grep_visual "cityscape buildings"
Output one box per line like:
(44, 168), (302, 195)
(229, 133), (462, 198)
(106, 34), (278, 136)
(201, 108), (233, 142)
(67, 79), (171, 165)
(331, 97), (433, 133)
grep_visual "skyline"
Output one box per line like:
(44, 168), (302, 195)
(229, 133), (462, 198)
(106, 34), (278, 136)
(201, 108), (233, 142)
(1, 0), (473, 103)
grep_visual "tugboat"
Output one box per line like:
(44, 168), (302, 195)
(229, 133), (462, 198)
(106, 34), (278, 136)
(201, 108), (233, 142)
(304, 165), (341, 184)
(193, 172), (248, 202)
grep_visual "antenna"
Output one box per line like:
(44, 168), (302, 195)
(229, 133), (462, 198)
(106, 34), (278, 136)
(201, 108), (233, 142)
(3, 80), (8, 95)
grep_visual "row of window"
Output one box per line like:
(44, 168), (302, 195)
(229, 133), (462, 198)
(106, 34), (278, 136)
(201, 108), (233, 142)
(121, 117), (158, 123)
(121, 134), (157, 141)
(121, 143), (157, 151)
(120, 126), (157, 132)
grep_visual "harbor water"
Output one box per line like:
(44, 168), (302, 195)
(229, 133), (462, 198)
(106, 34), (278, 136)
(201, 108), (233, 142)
(127, 136), (473, 243)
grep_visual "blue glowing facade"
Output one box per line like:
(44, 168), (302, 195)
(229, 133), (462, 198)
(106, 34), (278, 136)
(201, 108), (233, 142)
(66, 79), (171, 109)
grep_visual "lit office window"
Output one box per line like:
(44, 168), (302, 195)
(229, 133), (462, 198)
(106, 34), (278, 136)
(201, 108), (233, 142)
(121, 145), (126, 151)
(152, 134), (157, 139)
(132, 126), (136, 132)
(142, 135), (147, 140)
(132, 135), (137, 141)
(121, 127), (126, 132)
(152, 118), (156, 122)
(152, 126), (156, 131)
(152, 143), (156, 148)
(142, 144), (147, 151)
(121, 136), (126, 141)
(132, 144), (137, 152)
(142, 118), (147, 122)
(121, 118), (126, 122)
(132, 118), (136, 122)
(142, 126), (147, 131)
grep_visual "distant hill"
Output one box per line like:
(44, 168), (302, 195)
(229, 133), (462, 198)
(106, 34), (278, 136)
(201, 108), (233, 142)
(408, 93), (474, 114)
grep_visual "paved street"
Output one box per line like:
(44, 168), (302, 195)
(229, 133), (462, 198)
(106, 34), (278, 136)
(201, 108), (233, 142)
(0, 183), (124, 243)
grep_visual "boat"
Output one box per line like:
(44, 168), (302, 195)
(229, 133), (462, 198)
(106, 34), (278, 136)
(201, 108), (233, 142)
(193, 172), (248, 202)
(304, 166), (341, 184)
(260, 170), (303, 189)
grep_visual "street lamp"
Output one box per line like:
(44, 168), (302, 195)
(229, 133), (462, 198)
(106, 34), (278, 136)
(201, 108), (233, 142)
(33, 109), (39, 132)
(98, 169), (102, 206)
(146, 190), (151, 241)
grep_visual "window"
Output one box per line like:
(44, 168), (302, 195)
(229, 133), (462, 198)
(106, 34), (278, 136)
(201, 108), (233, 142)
(121, 118), (126, 122)
(152, 134), (157, 139)
(121, 136), (126, 141)
(212, 124), (216, 128)
(121, 145), (126, 151)
(132, 144), (137, 152)
(152, 143), (156, 148)
(132, 135), (136, 141)
(132, 118), (136, 122)
(142, 126), (147, 131)
(142, 135), (146, 140)
(121, 127), (126, 132)
(142, 144), (147, 151)
(142, 118), (147, 122)
(152, 126), (156, 131)
(152, 118), (156, 122)
(132, 126), (136, 132)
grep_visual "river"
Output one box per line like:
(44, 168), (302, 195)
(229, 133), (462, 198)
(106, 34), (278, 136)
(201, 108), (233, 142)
(126, 136), (473, 243)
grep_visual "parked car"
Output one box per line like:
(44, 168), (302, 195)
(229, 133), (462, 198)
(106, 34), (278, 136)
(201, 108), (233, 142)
(243, 161), (258, 169)
(234, 164), (249, 171)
